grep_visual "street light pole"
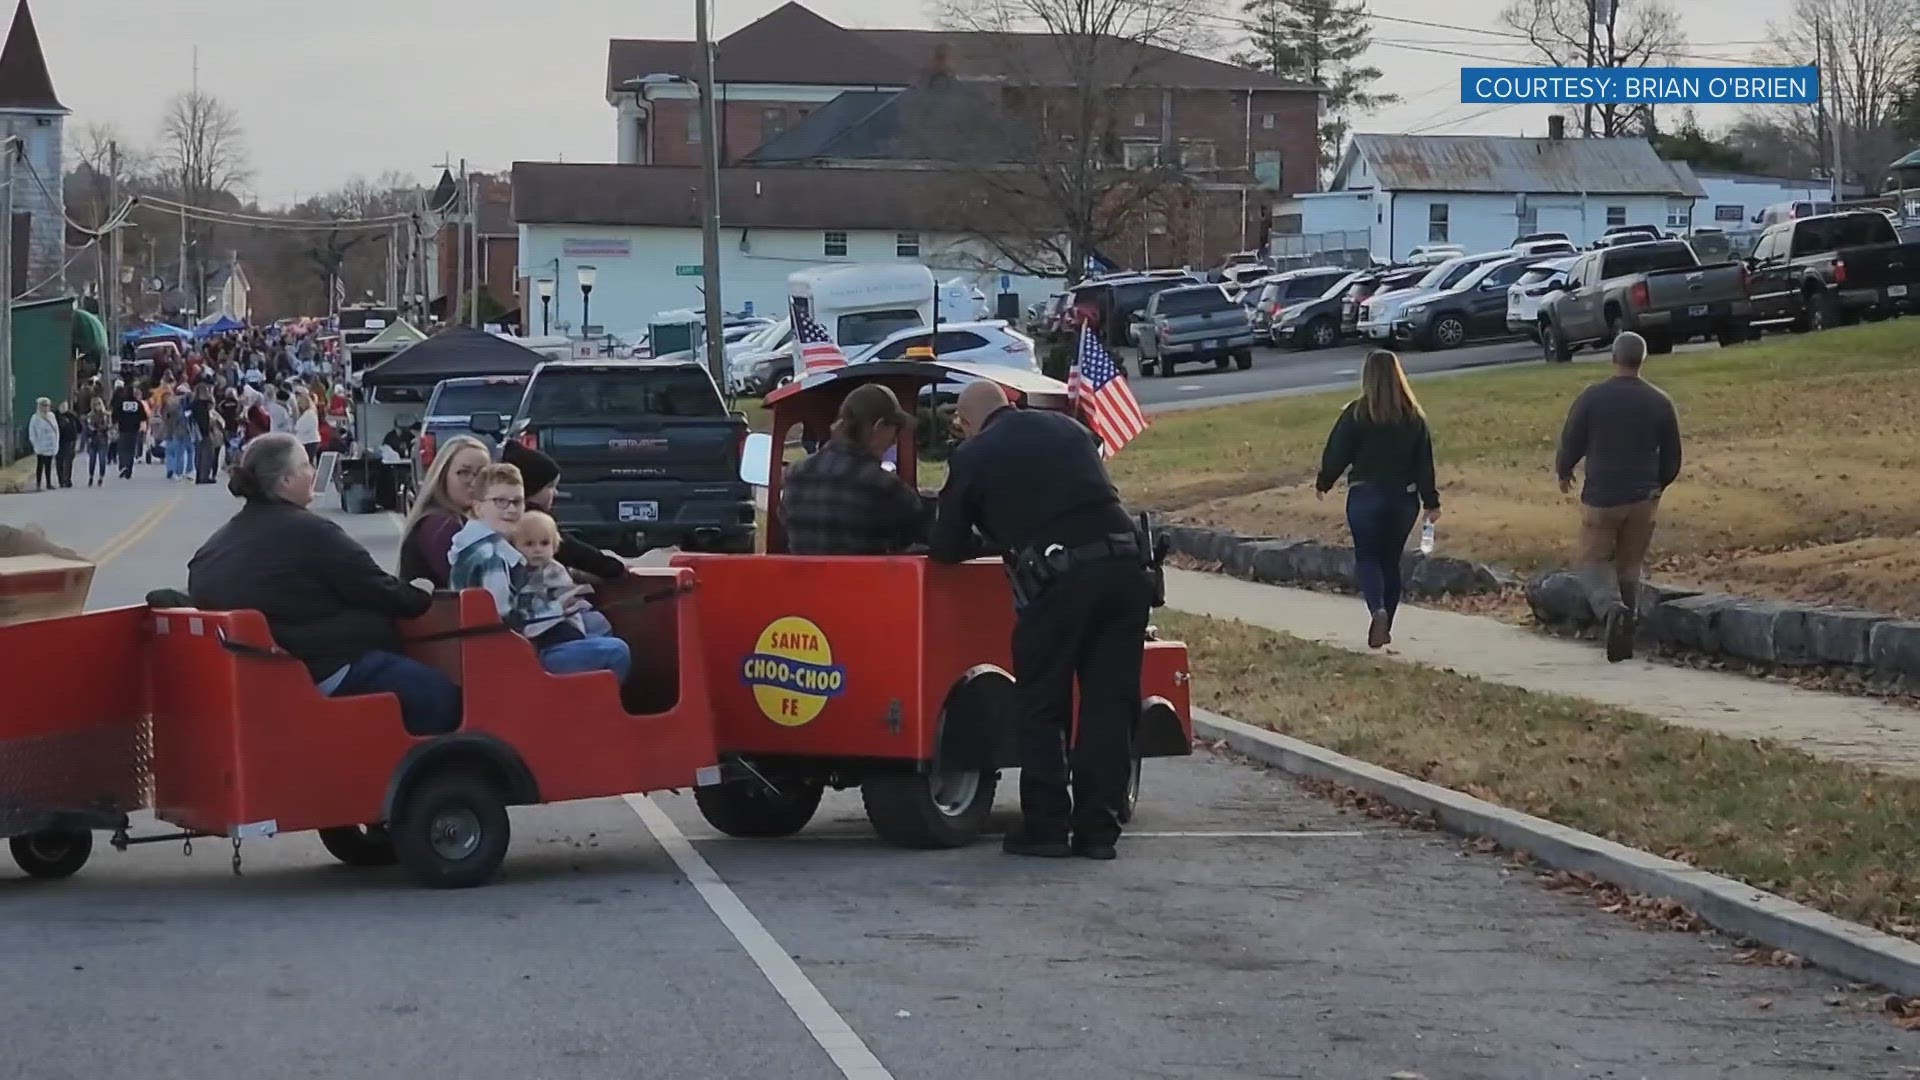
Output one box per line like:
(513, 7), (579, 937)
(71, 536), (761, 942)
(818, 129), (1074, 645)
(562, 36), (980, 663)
(537, 278), (554, 335)
(695, 0), (727, 389)
(577, 265), (597, 336)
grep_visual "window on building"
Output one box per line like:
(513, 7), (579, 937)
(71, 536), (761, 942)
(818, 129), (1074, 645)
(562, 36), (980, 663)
(1122, 141), (1161, 169)
(1666, 201), (1690, 229)
(1606, 205), (1627, 227)
(686, 108), (702, 145)
(896, 231), (921, 258)
(824, 230), (849, 257)
(1132, 111), (1148, 128)
(1261, 113), (1276, 130)
(762, 108), (787, 139)
(1254, 149), (1282, 191)
(1180, 141), (1217, 172)
(1428, 202), (1449, 243)
(1715, 204), (1744, 222)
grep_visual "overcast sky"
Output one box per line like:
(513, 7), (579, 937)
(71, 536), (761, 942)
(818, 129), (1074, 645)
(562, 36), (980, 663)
(37, 0), (1794, 206)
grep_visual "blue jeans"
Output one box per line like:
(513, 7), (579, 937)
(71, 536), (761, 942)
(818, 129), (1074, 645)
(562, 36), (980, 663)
(165, 435), (190, 478)
(539, 637), (631, 683)
(322, 650), (462, 736)
(1345, 482), (1422, 622)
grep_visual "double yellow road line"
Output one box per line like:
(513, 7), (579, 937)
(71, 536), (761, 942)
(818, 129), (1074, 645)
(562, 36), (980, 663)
(90, 493), (186, 566)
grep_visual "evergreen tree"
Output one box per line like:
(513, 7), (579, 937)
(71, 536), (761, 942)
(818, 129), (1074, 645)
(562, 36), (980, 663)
(1240, 0), (1396, 179)
(1648, 109), (1757, 174)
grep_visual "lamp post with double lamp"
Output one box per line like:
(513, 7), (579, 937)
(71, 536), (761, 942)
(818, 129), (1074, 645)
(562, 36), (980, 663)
(576, 265), (597, 337)
(536, 278), (555, 335)
(627, 60), (726, 389)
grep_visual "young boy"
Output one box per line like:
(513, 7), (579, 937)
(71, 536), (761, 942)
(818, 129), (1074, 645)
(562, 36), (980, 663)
(449, 464), (631, 683)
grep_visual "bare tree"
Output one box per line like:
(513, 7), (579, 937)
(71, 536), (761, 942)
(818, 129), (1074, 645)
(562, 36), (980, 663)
(933, 0), (1232, 281)
(156, 91), (252, 314)
(1745, 0), (1920, 193)
(1499, 0), (1688, 137)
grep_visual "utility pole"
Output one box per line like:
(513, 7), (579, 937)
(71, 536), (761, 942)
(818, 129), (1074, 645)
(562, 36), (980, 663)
(1, 136), (15, 464)
(468, 168), (481, 327)
(103, 141), (119, 346)
(453, 158), (467, 327)
(696, 0), (727, 388)
(1824, 18), (1844, 205)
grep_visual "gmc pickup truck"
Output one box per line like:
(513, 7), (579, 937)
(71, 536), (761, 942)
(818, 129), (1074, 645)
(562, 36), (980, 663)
(1538, 240), (1753, 362)
(1744, 211), (1920, 330)
(1132, 284), (1258, 377)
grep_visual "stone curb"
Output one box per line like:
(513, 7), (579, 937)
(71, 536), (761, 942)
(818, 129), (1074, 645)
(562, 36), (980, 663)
(1526, 569), (1920, 687)
(1159, 522), (1517, 598)
(1193, 707), (1920, 996)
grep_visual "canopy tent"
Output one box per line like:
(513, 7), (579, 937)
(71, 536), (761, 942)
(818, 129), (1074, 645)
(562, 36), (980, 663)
(121, 322), (193, 345)
(71, 307), (109, 360)
(362, 319), (428, 349)
(193, 313), (245, 338)
(358, 325), (547, 387)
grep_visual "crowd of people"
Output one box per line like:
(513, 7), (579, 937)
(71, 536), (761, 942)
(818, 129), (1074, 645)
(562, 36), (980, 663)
(24, 325), (356, 493)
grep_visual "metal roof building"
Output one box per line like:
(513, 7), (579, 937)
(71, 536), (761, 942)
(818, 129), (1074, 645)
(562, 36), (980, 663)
(1332, 134), (1703, 197)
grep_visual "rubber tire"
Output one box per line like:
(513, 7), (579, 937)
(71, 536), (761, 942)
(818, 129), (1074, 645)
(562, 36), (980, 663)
(1156, 355), (1176, 378)
(1233, 349), (1254, 371)
(1213, 352), (1231, 371)
(1117, 748), (1143, 826)
(1430, 316), (1466, 351)
(1604, 311), (1623, 347)
(1716, 326), (1749, 348)
(861, 770), (998, 849)
(1808, 290), (1839, 332)
(694, 779), (824, 839)
(9, 829), (92, 880)
(1306, 317), (1339, 350)
(1645, 333), (1674, 355)
(392, 774), (511, 889)
(318, 825), (398, 867)
(1542, 321), (1573, 363)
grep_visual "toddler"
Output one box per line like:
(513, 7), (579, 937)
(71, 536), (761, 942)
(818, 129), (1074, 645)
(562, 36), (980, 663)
(512, 510), (593, 643)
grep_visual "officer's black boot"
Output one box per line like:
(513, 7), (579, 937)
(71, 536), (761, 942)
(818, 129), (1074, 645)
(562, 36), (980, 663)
(1002, 823), (1071, 858)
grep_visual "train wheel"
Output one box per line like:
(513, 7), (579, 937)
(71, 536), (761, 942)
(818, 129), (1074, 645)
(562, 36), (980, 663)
(1117, 748), (1144, 826)
(694, 779), (823, 839)
(10, 829), (92, 880)
(862, 769), (998, 849)
(318, 825), (398, 867)
(393, 774), (511, 889)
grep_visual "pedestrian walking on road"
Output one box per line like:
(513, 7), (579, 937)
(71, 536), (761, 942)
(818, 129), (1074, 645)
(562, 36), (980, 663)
(84, 398), (112, 486)
(1315, 350), (1441, 649)
(53, 402), (80, 488)
(192, 384), (221, 484)
(27, 398), (58, 491)
(930, 381), (1155, 861)
(1554, 331), (1683, 663)
(111, 384), (147, 479)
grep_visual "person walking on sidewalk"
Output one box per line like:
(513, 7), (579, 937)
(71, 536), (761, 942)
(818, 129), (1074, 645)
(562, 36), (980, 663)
(27, 398), (58, 491)
(1554, 331), (1682, 663)
(1315, 350), (1441, 650)
(53, 402), (80, 489)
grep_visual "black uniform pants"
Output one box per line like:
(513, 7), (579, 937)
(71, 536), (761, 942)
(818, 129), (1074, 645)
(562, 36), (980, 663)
(1009, 556), (1152, 843)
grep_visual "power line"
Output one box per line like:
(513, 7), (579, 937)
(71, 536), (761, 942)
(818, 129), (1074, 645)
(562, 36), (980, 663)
(1404, 103), (1520, 135)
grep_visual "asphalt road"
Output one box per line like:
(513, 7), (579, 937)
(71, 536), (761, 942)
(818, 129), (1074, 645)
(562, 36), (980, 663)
(1126, 336), (1543, 413)
(2, 473), (1913, 1079)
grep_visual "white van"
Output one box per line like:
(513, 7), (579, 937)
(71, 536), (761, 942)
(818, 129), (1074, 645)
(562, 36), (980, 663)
(788, 264), (938, 359)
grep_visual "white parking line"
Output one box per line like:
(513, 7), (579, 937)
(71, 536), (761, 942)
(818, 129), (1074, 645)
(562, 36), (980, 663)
(1178, 383), (1206, 392)
(626, 794), (895, 1080)
(677, 828), (1369, 842)
(1333, 368), (1358, 376)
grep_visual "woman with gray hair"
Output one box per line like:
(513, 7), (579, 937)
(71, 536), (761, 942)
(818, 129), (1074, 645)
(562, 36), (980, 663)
(188, 433), (460, 736)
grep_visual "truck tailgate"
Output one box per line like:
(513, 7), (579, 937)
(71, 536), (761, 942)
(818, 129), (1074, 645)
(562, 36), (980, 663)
(1643, 262), (1747, 309)
(1163, 310), (1250, 343)
(1832, 241), (1920, 290)
(541, 419), (744, 484)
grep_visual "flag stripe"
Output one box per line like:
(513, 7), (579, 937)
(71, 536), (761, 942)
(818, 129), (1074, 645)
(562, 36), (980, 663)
(1068, 326), (1147, 457)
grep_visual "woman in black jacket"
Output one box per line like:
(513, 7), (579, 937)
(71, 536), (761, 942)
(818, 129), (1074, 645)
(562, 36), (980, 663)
(188, 433), (461, 735)
(1315, 350), (1441, 649)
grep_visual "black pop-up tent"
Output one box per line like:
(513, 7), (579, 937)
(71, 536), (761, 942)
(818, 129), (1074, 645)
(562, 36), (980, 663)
(358, 325), (547, 386)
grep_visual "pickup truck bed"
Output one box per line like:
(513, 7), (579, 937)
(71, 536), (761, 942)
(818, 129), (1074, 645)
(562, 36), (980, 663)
(1747, 212), (1920, 329)
(1540, 241), (1753, 361)
(1134, 285), (1258, 377)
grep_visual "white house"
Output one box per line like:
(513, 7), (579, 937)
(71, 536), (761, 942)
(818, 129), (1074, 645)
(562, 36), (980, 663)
(511, 162), (1060, 337)
(1687, 168), (1862, 229)
(1280, 129), (1705, 263)
(0, 0), (67, 300)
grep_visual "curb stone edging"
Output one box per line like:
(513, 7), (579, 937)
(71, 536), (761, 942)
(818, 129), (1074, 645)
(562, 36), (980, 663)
(1192, 707), (1920, 997)
(1159, 521), (1517, 598)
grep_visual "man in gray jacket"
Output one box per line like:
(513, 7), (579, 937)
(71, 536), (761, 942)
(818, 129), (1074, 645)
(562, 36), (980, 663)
(1554, 332), (1682, 662)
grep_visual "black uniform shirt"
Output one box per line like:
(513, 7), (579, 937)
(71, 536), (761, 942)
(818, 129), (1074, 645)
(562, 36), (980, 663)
(930, 407), (1132, 563)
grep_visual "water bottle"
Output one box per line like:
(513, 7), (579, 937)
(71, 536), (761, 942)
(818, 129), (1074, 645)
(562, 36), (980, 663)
(1418, 519), (1436, 555)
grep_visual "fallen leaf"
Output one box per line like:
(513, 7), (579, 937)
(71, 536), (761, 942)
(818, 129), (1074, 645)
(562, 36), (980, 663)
(1750, 997), (1775, 1010)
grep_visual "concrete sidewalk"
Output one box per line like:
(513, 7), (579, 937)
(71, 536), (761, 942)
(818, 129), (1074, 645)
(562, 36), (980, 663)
(1167, 568), (1920, 776)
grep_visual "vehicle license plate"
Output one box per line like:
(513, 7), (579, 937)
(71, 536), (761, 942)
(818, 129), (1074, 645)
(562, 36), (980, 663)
(1206, 339), (1222, 350)
(618, 501), (659, 523)
(1889, 284), (1909, 298)
(1688, 304), (1710, 317)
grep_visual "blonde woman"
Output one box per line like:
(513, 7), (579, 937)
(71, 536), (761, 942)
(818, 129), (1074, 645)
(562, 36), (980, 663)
(292, 390), (322, 465)
(1314, 350), (1441, 649)
(398, 434), (492, 587)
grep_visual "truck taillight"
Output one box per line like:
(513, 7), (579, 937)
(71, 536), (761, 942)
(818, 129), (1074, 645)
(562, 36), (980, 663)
(1630, 281), (1650, 308)
(1833, 258), (1848, 285)
(1157, 323), (1172, 341)
(418, 431), (437, 467)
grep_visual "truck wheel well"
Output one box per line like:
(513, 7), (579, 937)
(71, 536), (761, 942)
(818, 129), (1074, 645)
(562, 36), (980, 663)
(383, 734), (539, 824)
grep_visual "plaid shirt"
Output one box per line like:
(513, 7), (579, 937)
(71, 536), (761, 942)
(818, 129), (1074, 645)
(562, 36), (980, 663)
(780, 441), (926, 555)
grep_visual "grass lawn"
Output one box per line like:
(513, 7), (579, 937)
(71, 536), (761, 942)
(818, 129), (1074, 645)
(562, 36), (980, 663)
(1164, 609), (1920, 938)
(1118, 321), (1920, 614)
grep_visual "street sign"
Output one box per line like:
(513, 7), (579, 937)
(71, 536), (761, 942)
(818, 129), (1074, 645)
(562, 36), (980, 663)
(675, 265), (702, 277)
(742, 300), (754, 316)
(999, 274), (1011, 292)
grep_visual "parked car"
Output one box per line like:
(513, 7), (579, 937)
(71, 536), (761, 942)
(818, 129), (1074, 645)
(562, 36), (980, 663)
(1506, 257), (1578, 340)
(1515, 231), (1572, 246)
(1271, 271), (1367, 350)
(412, 375), (530, 490)
(1357, 252), (1516, 342)
(1396, 255), (1553, 349)
(1221, 262), (1278, 303)
(1131, 284), (1258, 376)
(1026, 293), (1066, 335)
(1248, 267), (1352, 337)
(1343, 267), (1426, 336)
(1686, 229), (1734, 263)
(726, 319), (795, 396)
(1404, 244), (1467, 265)
(1069, 273), (1202, 346)
(1753, 200), (1834, 227)
(857, 320), (1037, 370)
(504, 360), (754, 555)
(1537, 239), (1753, 360)
(1590, 225), (1663, 250)
(1744, 210), (1920, 330)
(1511, 238), (1579, 257)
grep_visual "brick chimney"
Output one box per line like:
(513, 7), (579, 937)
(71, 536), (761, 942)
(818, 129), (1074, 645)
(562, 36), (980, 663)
(1547, 114), (1566, 140)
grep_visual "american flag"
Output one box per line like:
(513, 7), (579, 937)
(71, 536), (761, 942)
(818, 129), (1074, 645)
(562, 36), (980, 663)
(790, 300), (847, 376)
(1067, 326), (1148, 458)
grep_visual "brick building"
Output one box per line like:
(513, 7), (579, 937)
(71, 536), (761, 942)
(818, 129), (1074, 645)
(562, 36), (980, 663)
(433, 172), (519, 324)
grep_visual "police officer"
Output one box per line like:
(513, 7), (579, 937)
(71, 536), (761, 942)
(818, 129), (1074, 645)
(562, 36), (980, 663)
(929, 381), (1154, 861)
